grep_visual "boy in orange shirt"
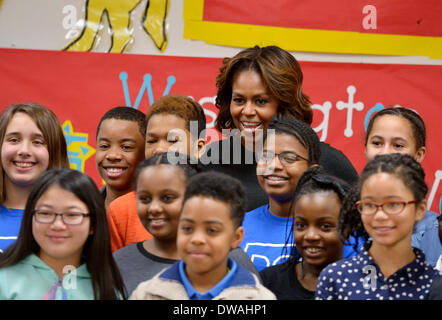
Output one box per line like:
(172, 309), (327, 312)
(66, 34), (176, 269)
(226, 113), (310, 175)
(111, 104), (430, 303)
(107, 95), (206, 252)
(95, 107), (146, 209)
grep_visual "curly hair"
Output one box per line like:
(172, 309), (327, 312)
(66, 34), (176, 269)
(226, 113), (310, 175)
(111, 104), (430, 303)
(338, 153), (428, 250)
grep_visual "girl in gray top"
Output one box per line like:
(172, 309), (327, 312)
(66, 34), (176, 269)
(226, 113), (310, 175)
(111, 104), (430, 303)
(113, 152), (258, 296)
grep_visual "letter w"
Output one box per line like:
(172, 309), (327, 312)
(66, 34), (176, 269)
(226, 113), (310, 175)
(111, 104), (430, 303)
(119, 71), (176, 109)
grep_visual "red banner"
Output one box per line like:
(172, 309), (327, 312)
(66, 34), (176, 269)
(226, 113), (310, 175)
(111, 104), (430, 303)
(0, 48), (441, 213)
(204, 0), (442, 36)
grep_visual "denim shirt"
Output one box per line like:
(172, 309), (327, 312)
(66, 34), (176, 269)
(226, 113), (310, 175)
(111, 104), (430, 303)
(412, 210), (442, 267)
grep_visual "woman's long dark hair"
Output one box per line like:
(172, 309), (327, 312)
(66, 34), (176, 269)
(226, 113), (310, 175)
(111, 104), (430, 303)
(0, 169), (126, 300)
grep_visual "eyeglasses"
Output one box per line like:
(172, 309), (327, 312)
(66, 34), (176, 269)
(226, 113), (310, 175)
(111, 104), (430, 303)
(355, 200), (417, 216)
(258, 150), (309, 166)
(33, 210), (90, 225)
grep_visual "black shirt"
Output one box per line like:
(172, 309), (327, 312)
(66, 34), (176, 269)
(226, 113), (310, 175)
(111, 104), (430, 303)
(260, 259), (315, 300)
(200, 137), (359, 212)
(428, 275), (442, 300)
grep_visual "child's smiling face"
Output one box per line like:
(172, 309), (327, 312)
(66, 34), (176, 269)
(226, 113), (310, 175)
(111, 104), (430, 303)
(293, 191), (343, 268)
(365, 115), (425, 163)
(257, 132), (311, 202)
(136, 164), (187, 241)
(177, 196), (244, 282)
(359, 172), (426, 249)
(1, 112), (50, 189)
(96, 119), (145, 192)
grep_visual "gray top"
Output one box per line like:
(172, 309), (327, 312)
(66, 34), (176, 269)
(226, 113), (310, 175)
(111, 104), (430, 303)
(113, 242), (260, 296)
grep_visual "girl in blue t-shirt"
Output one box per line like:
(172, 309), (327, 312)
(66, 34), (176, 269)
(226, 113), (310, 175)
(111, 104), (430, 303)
(0, 103), (69, 252)
(316, 153), (440, 300)
(239, 114), (321, 271)
(260, 166), (349, 300)
(0, 168), (126, 300)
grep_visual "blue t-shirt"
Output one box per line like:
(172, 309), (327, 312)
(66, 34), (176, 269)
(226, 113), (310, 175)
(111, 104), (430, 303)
(240, 204), (363, 272)
(240, 205), (294, 272)
(0, 204), (24, 253)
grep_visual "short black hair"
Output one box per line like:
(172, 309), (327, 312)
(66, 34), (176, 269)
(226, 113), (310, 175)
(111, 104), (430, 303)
(264, 114), (321, 165)
(96, 106), (147, 138)
(134, 152), (201, 188)
(182, 171), (247, 228)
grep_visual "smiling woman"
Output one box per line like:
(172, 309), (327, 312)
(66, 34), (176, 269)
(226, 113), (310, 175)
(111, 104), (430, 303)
(0, 103), (69, 252)
(201, 45), (358, 212)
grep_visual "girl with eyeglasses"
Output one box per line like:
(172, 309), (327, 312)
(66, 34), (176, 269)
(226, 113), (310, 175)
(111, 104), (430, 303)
(0, 169), (126, 300)
(364, 107), (441, 268)
(238, 114), (321, 272)
(316, 153), (441, 300)
(201, 45), (359, 213)
(240, 115), (361, 272)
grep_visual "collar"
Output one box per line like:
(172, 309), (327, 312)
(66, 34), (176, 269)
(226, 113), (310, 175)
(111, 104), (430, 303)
(178, 258), (237, 300)
(22, 254), (91, 279)
(357, 240), (430, 280)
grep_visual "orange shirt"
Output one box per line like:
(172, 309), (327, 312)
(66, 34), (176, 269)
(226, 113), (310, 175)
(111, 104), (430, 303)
(107, 191), (152, 253)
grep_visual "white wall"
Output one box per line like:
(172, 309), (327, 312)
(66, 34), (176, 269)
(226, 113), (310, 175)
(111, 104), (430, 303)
(0, 0), (441, 65)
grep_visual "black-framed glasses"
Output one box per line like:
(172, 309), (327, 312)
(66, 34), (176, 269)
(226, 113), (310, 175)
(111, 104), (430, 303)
(258, 150), (309, 166)
(33, 210), (90, 225)
(355, 200), (417, 216)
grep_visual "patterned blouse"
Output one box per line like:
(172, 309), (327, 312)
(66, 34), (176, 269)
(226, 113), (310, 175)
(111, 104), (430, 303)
(315, 241), (441, 300)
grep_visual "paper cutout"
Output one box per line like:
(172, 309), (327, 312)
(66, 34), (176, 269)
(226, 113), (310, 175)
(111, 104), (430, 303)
(62, 120), (96, 173)
(64, 0), (168, 53)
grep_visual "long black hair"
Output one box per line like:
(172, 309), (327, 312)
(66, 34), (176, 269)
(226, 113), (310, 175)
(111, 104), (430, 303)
(0, 168), (126, 300)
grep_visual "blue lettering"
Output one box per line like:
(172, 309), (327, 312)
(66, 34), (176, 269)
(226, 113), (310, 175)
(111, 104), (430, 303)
(364, 103), (384, 131)
(119, 71), (176, 109)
